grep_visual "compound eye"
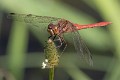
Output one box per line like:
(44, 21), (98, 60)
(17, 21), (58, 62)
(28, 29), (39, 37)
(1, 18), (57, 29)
(48, 26), (52, 29)
(48, 23), (55, 29)
(48, 23), (53, 29)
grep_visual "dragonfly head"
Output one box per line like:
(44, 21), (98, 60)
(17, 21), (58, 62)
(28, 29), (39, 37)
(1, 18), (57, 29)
(47, 23), (59, 36)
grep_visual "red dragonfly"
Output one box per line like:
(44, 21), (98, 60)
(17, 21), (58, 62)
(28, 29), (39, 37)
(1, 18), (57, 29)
(8, 13), (111, 65)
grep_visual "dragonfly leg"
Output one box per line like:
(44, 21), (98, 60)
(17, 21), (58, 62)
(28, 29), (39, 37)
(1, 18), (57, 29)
(48, 35), (57, 41)
(54, 36), (63, 48)
(48, 35), (54, 39)
(48, 35), (67, 54)
(48, 35), (63, 48)
(57, 35), (67, 56)
(53, 35), (57, 40)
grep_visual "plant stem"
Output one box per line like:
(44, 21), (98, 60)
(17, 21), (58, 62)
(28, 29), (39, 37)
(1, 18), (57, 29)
(49, 67), (55, 80)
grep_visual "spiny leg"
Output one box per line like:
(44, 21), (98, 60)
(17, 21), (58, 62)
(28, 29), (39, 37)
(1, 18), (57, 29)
(48, 34), (63, 48)
(53, 36), (63, 48)
(58, 35), (67, 56)
(48, 35), (67, 55)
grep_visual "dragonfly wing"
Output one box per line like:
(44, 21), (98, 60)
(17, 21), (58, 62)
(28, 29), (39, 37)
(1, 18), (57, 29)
(7, 13), (61, 42)
(7, 13), (61, 36)
(8, 13), (61, 23)
(71, 26), (93, 66)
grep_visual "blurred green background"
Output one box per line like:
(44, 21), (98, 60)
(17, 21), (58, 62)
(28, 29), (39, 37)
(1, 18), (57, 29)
(0, 0), (120, 80)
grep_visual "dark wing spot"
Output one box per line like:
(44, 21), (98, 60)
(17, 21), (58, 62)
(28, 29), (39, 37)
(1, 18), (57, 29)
(27, 14), (32, 16)
(10, 13), (15, 15)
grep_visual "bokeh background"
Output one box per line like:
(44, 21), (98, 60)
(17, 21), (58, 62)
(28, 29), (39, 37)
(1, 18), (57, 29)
(0, 0), (120, 80)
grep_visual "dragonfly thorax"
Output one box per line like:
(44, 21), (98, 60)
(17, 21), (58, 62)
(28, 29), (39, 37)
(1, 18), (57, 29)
(47, 19), (76, 37)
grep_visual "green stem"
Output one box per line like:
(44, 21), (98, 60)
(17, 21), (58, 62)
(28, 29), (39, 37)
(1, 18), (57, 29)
(49, 67), (54, 80)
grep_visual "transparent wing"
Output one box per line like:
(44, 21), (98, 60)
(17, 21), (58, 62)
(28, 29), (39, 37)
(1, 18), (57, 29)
(7, 13), (61, 37)
(7, 13), (61, 23)
(71, 26), (93, 66)
(7, 13), (61, 43)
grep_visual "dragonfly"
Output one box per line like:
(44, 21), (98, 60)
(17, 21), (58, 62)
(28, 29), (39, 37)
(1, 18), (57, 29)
(8, 13), (112, 66)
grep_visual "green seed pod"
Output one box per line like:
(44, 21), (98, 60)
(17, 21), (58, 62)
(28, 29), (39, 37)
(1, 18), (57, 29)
(43, 39), (59, 69)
